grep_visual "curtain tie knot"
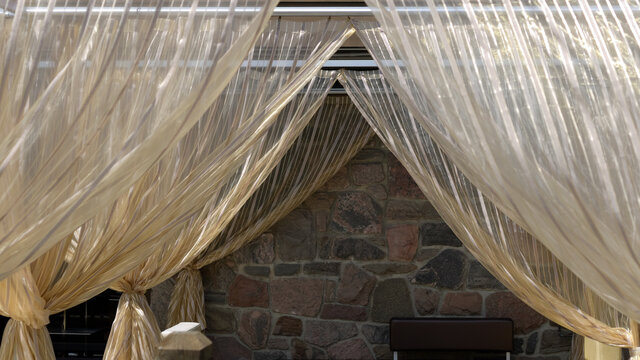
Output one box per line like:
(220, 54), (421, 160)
(120, 283), (146, 295)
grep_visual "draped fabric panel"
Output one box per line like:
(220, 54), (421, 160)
(340, 70), (632, 347)
(167, 96), (374, 328)
(0, 16), (352, 360)
(100, 19), (354, 359)
(106, 293), (160, 360)
(362, 0), (640, 326)
(0, 0), (276, 279)
(168, 267), (205, 330)
(104, 73), (341, 360)
(110, 20), (354, 294)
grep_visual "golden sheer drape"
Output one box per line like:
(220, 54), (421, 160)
(101, 18), (354, 359)
(104, 72), (340, 360)
(167, 96), (374, 328)
(0, 0), (276, 279)
(0, 15), (352, 357)
(363, 0), (640, 330)
(340, 70), (632, 347)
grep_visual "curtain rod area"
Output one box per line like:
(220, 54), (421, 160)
(3, 5), (640, 17)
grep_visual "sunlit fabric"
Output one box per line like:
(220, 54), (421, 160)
(340, 69), (632, 347)
(363, 0), (640, 344)
(0, 0), (276, 280)
(100, 20), (354, 359)
(167, 96), (374, 328)
(0, 12), (349, 359)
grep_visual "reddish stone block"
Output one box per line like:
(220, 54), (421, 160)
(202, 261), (236, 293)
(414, 288), (440, 315)
(267, 337), (289, 350)
(238, 310), (270, 349)
(351, 163), (385, 185)
(386, 224), (419, 261)
(291, 339), (326, 359)
(304, 320), (358, 347)
(304, 192), (336, 209)
(320, 304), (367, 321)
(337, 264), (376, 306)
(366, 184), (388, 200)
(324, 280), (336, 302)
(271, 278), (323, 317)
(273, 316), (303, 336)
(486, 292), (546, 334)
(388, 155), (425, 199)
(228, 275), (268, 308)
(234, 233), (275, 264)
(440, 292), (482, 315)
(330, 192), (382, 234)
(327, 338), (374, 360)
(324, 167), (350, 191)
(315, 210), (329, 233)
(211, 336), (251, 360)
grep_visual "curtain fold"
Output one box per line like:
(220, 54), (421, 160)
(0, 319), (55, 359)
(167, 96), (374, 328)
(105, 73), (340, 359)
(362, 0), (640, 326)
(0, 15), (356, 360)
(104, 292), (161, 360)
(0, 0), (277, 279)
(339, 70), (632, 347)
(99, 20), (354, 359)
(168, 267), (205, 329)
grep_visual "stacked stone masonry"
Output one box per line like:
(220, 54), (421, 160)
(151, 137), (572, 360)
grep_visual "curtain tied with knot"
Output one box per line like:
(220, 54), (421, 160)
(363, 0), (640, 332)
(104, 284), (160, 360)
(105, 73), (341, 359)
(168, 267), (205, 329)
(168, 96), (374, 328)
(0, 268), (53, 359)
(100, 18), (355, 358)
(340, 69), (633, 347)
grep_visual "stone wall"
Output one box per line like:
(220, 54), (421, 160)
(151, 137), (573, 360)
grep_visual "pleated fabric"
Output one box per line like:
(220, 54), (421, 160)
(99, 19), (354, 359)
(104, 292), (162, 360)
(340, 69), (633, 347)
(363, 0), (640, 333)
(167, 268), (205, 329)
(167, 96), (374, 328)
(0, 0), (277, 279)
(104, 74), (339, 359)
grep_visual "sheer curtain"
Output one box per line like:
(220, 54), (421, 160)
(0, 0), (276, 279)
(104, 74), (344, 360)
(0, 16), (353, 358)
(0, 15), (352, 360)
(167, 96), (374, 328)
(98, 19), (353, 359)
(360, 0), (640, 342)
(340, 70), (633, 347)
